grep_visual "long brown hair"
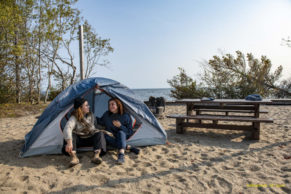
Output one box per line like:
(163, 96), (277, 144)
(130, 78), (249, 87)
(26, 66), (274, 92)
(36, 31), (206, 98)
(71, 107), (84, 122)
(108, 98), (124, 115)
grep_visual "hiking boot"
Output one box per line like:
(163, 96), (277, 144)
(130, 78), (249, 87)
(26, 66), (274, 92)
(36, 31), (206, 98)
(69, 152), (79, 167)
(117, 153), (125, 165)
(129, 147), (140, 155)
(126, 145), (140, 155)
(91, 153), (102, 165)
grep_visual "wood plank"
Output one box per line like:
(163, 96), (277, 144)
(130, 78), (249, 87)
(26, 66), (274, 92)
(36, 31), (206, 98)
(167, 114), (273, 123)
(193, 114), (255, 118)
(196, 109), (268, 114)
(176, 99), (273, 104)
(181, 122), (254, 131)
(192, 105), (256, 110)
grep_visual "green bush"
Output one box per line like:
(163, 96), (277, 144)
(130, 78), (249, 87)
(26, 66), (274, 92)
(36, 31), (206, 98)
(167, 67), (210, 99)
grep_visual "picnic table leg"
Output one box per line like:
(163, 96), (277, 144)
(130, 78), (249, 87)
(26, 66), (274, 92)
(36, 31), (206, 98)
(254, 104), (260, 118)
(186, 103), (192, 123)
(176, 118), (185, 134)
(252, 122), (260, 140)
(187, 103), (193, 116)
(252, 104), (260, 140)
(196, 110), (202, 124)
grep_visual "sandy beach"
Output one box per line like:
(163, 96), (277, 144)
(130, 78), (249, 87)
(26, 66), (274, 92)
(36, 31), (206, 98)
(0, 104), (290, 193)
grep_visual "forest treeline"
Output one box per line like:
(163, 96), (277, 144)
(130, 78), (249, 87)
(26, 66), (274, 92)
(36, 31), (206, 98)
(168, 51), (291, 99)
(0, 0), (113, 104)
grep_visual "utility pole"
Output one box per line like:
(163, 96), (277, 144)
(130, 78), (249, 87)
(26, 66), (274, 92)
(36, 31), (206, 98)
(79, 25), (84, 80)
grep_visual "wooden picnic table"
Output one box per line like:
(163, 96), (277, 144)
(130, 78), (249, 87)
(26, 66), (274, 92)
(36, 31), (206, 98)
(177, 98), (272, 116)
(167, 99), (274, 140)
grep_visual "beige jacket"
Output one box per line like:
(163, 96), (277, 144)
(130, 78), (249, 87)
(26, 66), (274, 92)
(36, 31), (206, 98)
(63, 112), (101, 140)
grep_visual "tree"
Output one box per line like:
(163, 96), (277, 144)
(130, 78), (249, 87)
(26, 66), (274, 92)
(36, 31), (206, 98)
(0, 0), (114, 104)
(201, 51), (283, 98)
(83, 20), (114, 78)
(42, 0), (79, 102)
(274, 78), (291, 98)
(167, 67), (210, 99)
(0, 0), (26, 103)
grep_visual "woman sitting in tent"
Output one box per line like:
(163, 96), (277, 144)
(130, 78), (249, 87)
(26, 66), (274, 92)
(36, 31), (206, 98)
(96, 98), (140, 164)
(63, 97), (106, 167)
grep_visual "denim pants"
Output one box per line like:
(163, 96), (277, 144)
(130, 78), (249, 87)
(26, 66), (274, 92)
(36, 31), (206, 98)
(105, 130), (129, 149)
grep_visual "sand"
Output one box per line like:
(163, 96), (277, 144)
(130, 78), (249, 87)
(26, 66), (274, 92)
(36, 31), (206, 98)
(0, 105), (290, 193)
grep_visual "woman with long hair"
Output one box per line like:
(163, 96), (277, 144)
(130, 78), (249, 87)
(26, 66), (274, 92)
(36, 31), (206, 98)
(63, 97), (106, 167)
(97, 98), (140, 164)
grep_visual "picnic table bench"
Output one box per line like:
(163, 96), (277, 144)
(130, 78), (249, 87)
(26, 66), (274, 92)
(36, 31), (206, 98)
(167, 99), (274, 140)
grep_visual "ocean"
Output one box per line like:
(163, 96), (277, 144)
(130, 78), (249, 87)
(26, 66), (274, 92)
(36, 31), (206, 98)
(131, 88), (174, 102)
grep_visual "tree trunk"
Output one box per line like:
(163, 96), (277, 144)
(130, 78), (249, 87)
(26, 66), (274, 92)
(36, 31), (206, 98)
(37, 45), (41, 103)
(37, 1), (42, 104)
(44, 64), (52, 103)
(70, 63), (76, 85)
(15, 31), (21, 104)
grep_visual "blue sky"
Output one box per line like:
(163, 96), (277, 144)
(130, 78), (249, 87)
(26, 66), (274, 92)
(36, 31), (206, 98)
(75, 0), (291, 89)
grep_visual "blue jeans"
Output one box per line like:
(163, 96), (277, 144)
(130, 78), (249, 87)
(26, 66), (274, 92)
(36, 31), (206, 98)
(105, 130), (128, 149)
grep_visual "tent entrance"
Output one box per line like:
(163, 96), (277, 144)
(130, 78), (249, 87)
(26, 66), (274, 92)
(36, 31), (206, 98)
(59, 88), (142, 150)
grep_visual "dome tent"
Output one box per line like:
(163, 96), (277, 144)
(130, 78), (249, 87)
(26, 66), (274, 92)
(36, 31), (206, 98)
(20, 77), (167, 157)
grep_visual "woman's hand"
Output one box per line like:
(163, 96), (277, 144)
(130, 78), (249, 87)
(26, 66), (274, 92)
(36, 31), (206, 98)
(113, 120), (121, 128)
(65, 139), (73, 153)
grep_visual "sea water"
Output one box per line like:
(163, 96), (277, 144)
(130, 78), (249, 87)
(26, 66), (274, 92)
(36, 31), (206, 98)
(131, 88), (174, 102)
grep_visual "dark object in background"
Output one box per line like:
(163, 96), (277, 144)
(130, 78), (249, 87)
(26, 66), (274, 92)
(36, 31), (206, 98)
(245, 94), (262, 101)
(149, 96), (156, 107)
(201, 97), (214, 101)
(147, 96), (166, 118)
(156, 97), (166, 108)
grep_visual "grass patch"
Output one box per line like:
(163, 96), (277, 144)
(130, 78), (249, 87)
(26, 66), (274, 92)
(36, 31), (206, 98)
(0, 102), (49, 118)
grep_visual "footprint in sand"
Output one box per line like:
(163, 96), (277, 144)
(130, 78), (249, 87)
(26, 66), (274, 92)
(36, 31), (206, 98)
(27, 185), (34, 191)
(249, 165), (261, 172)
(257, 173), (267, 179)
(49, 183), (57, 189)
(142, 162), (153, 167)
(213, 175), (233, 192)
(232, 161), (241, 167)
(167, 158), (178, 163)
(257, 187), (266, 192)
(190, 163), (200, 172)
(174, 174), (188, 184)
(201, 153), (208, 161)
(159, 161), (169, 167)
(20, 175), (29, 182)
(93, 174), (109, 185)
(281, 166), (291, 172)
(221, 166), (232, 170)
(192, 177), (207, 192)
(150, 166), (158, 171)
(239, 172), (247, 177)
(161, 147), (169, 154)
(210, 157), (224, 162)
(201, 153), (208, 157)
(116, 171), (126, 176)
